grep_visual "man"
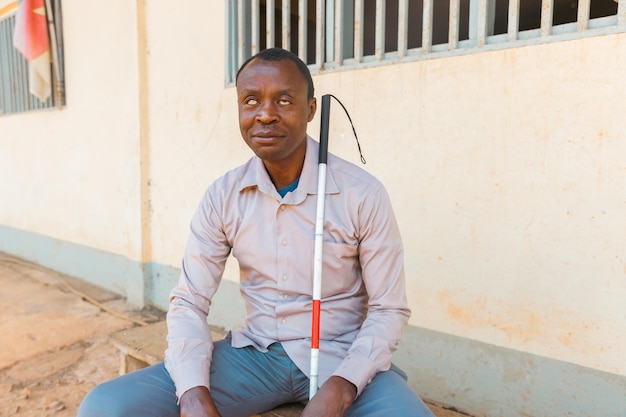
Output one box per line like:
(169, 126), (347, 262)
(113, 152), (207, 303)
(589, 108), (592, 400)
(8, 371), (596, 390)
(78, 48), (435, 417)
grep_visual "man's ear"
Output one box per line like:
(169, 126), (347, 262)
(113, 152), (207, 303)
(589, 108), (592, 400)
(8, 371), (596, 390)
(307, 97), (317, 122)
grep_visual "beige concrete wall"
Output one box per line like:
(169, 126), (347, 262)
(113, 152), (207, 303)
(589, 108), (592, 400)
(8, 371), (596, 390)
(308, 37), (626, 376)
(145, 25), (626, 377)
(1, 0), (624, 391)
(0, 0), (143, 260)
(140, 1), (246, 266)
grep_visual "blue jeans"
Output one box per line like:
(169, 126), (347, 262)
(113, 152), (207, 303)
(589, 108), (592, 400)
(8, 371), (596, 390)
(77, 340), (434, 417)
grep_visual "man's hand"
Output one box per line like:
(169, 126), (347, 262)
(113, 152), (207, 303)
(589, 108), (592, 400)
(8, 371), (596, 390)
(301, 376), (357, 417)
(179, 386), (222, 417)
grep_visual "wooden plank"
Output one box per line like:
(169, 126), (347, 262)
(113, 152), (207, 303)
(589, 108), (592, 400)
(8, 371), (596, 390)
(109, 321), (225, 372)
(255, 403), (305, 417)
(109, 321), (306, 417)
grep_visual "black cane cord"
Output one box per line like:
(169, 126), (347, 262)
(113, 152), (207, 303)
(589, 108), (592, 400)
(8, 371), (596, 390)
(327, 94), (367, 165)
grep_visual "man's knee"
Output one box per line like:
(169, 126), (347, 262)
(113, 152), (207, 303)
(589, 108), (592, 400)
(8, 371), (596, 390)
(347, 367), (435, 417)
(77, 381), (125, 417)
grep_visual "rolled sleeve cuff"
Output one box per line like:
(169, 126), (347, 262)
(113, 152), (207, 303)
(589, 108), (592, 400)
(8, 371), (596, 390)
(331, 354), (379, 397)
(165, 359), (211, 402)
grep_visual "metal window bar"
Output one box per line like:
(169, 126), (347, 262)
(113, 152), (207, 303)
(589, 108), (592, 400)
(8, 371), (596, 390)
(225, 0), (236, 82)
(282, 0), (291, 50)
(251, 0), (260, 55)
(298, 0), (307, 62)
(0, 13), (58, 116)
(15, 34), (27, 112)
(227, 0), (626, 83)
(0, 19), (9, 114)
(398, 0), (408, 57)
(473, 0), (491, 47)
(540, 0), (554, 37)
(267, 0), (275, 48)
(577, 0), (591, 32)
(508, 0), (520, 41)
(354, 0), (363, 63)
(422, 0), (433, 53)
(375, 0), (385, 61)
(9, 16), (23, 113)
(315, 0), (324, 67)
(0, 17), (10, 113)
(342, 2), (354, 60)
(449, 0), (460, 50)
(237, 0), (246, 66)
(326, 0), (334, 63)
(334, 0), (343, 65)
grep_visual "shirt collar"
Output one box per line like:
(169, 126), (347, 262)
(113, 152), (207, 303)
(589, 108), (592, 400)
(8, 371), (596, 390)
(238, 136), (340, 202)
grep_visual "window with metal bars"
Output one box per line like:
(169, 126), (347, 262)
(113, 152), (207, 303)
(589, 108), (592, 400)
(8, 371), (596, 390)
(0, 0), (64, 116)
(226, 0), (625, 84)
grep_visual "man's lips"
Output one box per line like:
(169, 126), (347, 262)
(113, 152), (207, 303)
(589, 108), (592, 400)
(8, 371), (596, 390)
(251, 132), (285, 140)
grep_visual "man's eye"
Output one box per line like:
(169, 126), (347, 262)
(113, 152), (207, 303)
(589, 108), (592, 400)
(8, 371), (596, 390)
(278, 99), (291, 105)
(245, 98), (258, 105)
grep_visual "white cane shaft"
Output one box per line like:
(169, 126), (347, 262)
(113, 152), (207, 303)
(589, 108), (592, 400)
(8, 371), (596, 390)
(313, 164), (327, 300)
(309, 348), (320, 398)
(310, 163), (327, 398)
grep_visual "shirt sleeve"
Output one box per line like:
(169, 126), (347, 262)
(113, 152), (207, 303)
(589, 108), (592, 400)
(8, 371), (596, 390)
(332, 182), (411, 396)
(163, 188), (231, 401)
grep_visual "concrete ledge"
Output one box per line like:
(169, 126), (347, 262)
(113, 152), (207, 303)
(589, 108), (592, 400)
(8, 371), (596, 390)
(108, 321), (305, 417)
(107, 321), (465, 417)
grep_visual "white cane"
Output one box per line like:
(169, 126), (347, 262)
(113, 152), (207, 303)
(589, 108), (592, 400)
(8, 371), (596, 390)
(309, 94), (331, 399)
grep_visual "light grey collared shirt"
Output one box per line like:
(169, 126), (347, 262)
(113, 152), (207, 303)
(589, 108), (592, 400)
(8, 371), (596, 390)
(165, 136), (410, 400)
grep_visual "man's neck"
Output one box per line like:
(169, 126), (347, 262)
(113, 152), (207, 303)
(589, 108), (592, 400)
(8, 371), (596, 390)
(264, 161), (303, 190)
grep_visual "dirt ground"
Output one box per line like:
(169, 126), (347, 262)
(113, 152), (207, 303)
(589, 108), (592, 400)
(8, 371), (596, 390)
(0, 253), (164, 417)
(0, 253), (467, 417)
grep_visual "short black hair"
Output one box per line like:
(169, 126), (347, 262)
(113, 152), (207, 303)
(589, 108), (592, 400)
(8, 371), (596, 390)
(236, 48), (315, 100)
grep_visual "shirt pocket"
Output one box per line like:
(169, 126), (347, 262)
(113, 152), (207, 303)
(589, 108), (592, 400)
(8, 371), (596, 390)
(317, 241), (360, 298)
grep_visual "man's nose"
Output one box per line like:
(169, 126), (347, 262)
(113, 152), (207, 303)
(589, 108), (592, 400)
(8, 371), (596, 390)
(256, 102), (279, 123)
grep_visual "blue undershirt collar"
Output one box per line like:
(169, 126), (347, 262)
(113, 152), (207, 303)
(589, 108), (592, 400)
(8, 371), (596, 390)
(276, 176), (300, 197)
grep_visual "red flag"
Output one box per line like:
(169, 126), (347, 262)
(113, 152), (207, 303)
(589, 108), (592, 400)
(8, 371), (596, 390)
(13, 0), (51, 101)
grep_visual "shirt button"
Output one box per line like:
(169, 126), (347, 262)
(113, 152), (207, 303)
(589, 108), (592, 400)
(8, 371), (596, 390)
(281, 318), (286, 324)
(280, 205), (286, 210)
(281, 239), (287, 246)
(281, 274), (288, 281)
(283, 294), (288, 299)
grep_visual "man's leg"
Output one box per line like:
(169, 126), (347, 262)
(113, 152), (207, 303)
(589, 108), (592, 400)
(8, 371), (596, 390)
(344, 364), (435, 417)
(77, 362), (179, 417)
(208, 341), (307, 416)
(77, 340), (307, 417)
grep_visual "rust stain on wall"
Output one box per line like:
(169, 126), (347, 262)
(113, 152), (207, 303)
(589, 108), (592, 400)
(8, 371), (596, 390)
(436, 289), (595, 351)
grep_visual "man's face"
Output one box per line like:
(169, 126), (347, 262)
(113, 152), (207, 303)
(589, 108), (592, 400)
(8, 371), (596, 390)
(236, 59), (316, 167)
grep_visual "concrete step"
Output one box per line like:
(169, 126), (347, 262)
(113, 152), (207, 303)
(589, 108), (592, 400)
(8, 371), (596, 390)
(109, 321), (469, 417)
